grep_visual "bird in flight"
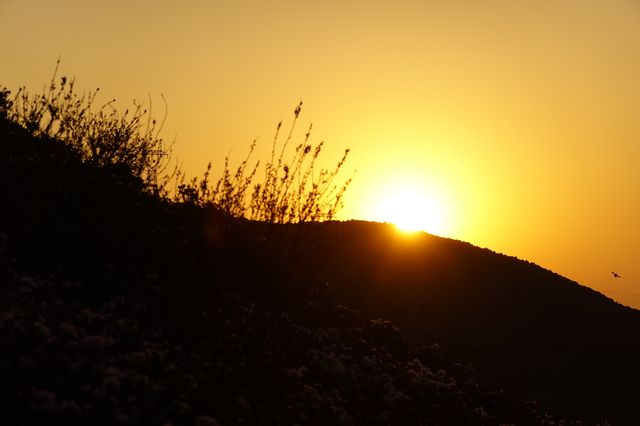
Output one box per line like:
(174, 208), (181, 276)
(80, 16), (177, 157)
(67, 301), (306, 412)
(612, 271), (622, 278)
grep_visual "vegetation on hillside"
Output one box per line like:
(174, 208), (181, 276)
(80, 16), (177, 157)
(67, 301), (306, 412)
(176, 101), (352, 223)
(0, 71), (618, 424)
(1, 63), (172, 194)
(1, 62), (352, 223)
(0, 104), (555, 426)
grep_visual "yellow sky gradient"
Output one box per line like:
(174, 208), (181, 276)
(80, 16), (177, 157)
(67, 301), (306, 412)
(2, 0), (639, 307)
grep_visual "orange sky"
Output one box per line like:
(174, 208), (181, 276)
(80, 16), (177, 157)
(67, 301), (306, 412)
(2, 0), (639, 307)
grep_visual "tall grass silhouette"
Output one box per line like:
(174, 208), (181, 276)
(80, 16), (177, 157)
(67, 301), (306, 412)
(2, 62), (353, 223)
(177, 101), (353, 223)
(3, 59), (173, 194)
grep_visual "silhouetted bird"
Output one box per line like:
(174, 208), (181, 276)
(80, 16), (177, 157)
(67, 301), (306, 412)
(612, 271), (622, 278)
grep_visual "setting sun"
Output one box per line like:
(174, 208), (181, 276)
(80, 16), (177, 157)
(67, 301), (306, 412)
(369, 183), (451, 236)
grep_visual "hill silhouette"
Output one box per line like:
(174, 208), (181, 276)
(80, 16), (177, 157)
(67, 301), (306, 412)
(275, 220), (640, 421)
(1, 111), (637, 424)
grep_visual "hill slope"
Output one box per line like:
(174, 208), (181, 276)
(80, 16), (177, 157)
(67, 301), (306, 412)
(273, 220), (640, 421)
(1, 113), (636, 424)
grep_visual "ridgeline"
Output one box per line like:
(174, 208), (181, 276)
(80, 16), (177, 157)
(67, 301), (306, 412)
(2, 111), (638, 425)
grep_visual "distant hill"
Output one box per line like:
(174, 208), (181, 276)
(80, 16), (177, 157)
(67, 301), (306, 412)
(275, 220), (640, 421)
(1, 112), (636, 424)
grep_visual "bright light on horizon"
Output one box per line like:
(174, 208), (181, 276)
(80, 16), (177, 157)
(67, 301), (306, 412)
(367, 181), (454, 236)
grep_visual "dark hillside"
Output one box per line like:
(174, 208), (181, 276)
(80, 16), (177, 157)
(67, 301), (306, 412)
(0, 111), (630, 424)
(0, 114), (562, 424)
(276, 220), (640, 422)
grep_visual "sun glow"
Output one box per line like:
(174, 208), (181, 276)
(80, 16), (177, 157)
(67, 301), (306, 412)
(369, 183), (452, 236)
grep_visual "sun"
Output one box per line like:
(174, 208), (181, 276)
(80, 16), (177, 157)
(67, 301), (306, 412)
(370, 185), (450, 235)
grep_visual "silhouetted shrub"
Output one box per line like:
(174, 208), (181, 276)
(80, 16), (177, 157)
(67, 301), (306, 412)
(0, 87), (12, 119)
(4, 60), (173, 195)
(4, 62), (352, 223)
(176, 101), (353, 223)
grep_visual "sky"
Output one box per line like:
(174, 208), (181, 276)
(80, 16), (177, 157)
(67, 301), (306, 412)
(2, 0), (639, 307)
